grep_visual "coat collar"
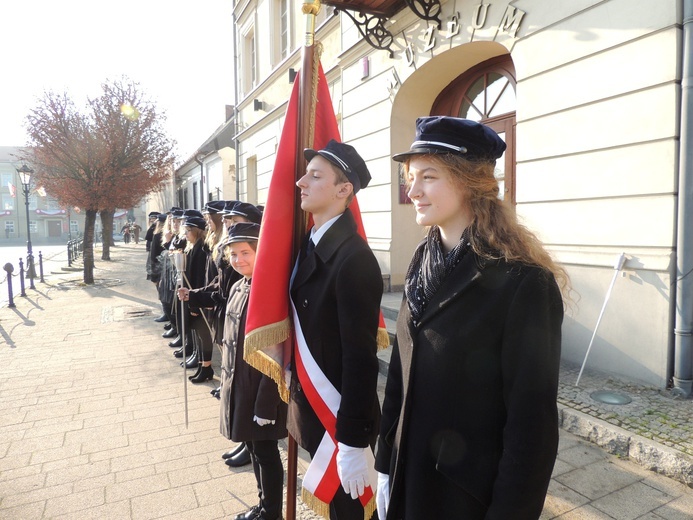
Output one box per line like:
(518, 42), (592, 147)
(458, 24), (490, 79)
(292, 209), (357, 290)
(414, 251), (485, 328)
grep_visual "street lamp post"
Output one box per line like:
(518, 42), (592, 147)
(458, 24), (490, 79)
(16, 164), (36, 290)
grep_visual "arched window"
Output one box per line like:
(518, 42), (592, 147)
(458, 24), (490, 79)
(432, 55), (517, 205)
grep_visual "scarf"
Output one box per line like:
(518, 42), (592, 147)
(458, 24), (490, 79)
(405, 227), (472, 324)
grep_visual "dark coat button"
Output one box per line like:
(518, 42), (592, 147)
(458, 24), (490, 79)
(303, 299), (309, 308)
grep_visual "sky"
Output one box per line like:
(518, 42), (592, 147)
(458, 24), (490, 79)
(0, 0), (235, 162)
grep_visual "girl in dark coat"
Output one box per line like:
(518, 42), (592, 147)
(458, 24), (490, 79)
(220, 222), (287, 520)
(375, 117), (569, 520)
(179, 216), (212, 377)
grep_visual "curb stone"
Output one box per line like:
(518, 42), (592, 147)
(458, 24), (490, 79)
(559, 404), (693, 487)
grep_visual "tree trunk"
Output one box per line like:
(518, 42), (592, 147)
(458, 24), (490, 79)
(82, 209), (97, 284)
(100, 209), (115, 260)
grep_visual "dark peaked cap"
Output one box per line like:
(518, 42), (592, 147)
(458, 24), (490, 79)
(225, 222), (260, 244)
(228, 202), (262, 224)
(202, 200), (226, 214)
(393, 116), (506, 162)
(182, 216), (206, 230)
(304, 139), (371, 193)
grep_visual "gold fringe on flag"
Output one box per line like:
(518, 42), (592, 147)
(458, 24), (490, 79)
(243, 318), (292, 403)
(301, 487), (376, 520)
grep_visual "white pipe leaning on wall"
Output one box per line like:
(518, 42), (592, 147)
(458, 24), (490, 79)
(673, 0), (693, 398)
(576, 253), (627, 387)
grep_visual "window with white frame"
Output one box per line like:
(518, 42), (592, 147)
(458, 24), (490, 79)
(278, 0), (291, 61)
(1, 194), (14, 210)
(5, 220), (14, 235)
(1, 172), (12, 188)
(315, 4), (334, 27)
(29, 221), (37, 233)
(241, 24), (257, 94)
(29, 195), (37, 210)
(46, 196), (60, 210)
(70, 220), (79, 234)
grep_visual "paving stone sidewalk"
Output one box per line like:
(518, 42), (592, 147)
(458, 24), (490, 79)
(1, 245), (692, 519)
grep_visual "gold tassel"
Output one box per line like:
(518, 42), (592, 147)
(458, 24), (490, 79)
(377, 327), (390, 351)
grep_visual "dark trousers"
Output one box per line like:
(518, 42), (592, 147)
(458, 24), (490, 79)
(246, 439), (284, 520)
(191, 315), (213, 362)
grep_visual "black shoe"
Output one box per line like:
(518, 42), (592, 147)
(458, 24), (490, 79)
(188, 364), (202, 380)
(190, 365), (214, 383)
(211, 387), (221, 400)
(233, 506), (259, 520)
(168, 336), (182, 348)
(162, 328), (177, 338)
(164, 323), (173, 330)
(222, 443), (246, 460)
(225, 445), (251, 467)
(173, 345), (194, 358)
(182, 352), (199, 369)
(154, 315), (168, 322)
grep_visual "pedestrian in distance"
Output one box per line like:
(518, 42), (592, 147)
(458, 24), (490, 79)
(289, 140), (383, 520)
(375, 116), (569, 520)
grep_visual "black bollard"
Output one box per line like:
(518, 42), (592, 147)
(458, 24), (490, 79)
(3, 263), (15, 308)
(67, 241), (72, 267)
(18, 258), (26, 297)
(39, 251), (45, 283)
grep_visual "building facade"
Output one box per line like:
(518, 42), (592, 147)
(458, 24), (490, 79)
(232, 0), (686, 389)
(1, 147), (149, 242)
(174, 114), (237, 210)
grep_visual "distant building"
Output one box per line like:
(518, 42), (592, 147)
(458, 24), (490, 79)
(173, 108), (237, 209)
(0, 147), (148, 242)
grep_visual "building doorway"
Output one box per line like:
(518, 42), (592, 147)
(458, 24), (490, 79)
(431, 55), (517, 204)
(47, 220), (62, 237)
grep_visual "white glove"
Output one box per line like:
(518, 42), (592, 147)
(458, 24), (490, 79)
(253, 415), (275, 426)
(376, 471), (390, 520)
(336, 442), (370, 500)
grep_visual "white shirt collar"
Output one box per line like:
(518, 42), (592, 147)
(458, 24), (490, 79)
(310, 212), (342, 246)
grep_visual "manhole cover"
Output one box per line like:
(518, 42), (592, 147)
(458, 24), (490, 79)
(102, 306), (154, 322)
(590, 390), (632, 405)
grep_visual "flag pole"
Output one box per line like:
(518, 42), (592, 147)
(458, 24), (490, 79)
(286, 3), (320, 519)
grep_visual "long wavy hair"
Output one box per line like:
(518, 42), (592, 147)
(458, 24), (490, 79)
(403, 154), (570, 298)
(205, 213), (224, 261)
(184, 226), (206, 252)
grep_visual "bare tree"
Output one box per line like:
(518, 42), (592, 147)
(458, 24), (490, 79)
(23, 77), (176, 283)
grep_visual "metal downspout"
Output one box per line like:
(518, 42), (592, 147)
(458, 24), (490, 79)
(233, 13), (240, 200)
(194, 155), (205, 209)
(673, 0), (693, 397)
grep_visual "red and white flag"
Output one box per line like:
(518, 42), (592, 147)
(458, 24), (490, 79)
(243, 63), (386, 520)
(8, 182), (16, 198)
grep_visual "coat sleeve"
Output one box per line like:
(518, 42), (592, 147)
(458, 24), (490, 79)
(334, 247), (383, 448)
(375, 334), (403, 474)
(486, 268), (563, 520)
(254, 372), (282, 420)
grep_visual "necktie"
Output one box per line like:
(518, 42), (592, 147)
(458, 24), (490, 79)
(299, 237), (315, 266)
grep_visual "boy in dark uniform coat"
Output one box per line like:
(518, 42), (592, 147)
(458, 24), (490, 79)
(289, 140), (382, 520)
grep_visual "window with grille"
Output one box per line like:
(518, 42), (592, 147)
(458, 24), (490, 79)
(432, 55), (517, 205)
